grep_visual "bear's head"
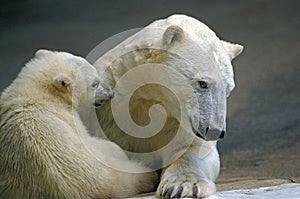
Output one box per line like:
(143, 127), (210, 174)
(157, 26), (243, 141)
(95, 15), (243, 142)
(157, 16), (243, 141)
(33, 49), (114, 108)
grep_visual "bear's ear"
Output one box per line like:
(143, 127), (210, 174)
(221, 41), (244, 60)
(53, 74), (72, 93)
(163, 25), (185, 47)
(35, 49), (52, 58)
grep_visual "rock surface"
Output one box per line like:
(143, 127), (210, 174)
(132, 179), (300, 198)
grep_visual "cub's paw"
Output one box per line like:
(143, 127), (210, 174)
(156, 178), (216, 198)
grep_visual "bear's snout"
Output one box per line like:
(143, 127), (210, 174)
(100, 87), (114, 100)
(94, 86), (114, 108)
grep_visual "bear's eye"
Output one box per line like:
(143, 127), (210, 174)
(92, 81), (100, 88)
(199, 81), (208, 89)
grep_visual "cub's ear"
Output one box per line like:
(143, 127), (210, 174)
(53, 74), (72, 93)
(221, 41), (244, 60)
(35, 49), (52, 58)
(163, 25), (185, 47)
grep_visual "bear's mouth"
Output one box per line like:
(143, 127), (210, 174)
(93, 102), (102, 108)
(191, 125), (206, 140)
(94, 99), (107, 108)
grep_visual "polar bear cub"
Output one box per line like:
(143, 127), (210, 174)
(0, 50), (157, 199)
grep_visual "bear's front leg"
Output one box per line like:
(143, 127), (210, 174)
(157, 141), (220, 198)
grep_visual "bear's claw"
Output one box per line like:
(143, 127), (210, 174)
(157, 179), (215, 198)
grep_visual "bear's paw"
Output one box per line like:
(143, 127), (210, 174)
(157, 176), (215, 198)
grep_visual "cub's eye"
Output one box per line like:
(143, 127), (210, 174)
(92, 81), (100, 88)
(199, 81), (208, 89)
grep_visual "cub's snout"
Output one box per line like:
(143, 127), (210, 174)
(94, 83), (114, 107)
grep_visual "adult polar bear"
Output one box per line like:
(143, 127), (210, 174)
(91, 14), (243, 198)
(0, 50), (157, 198)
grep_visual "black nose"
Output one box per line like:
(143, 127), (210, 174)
(108, 91), (114, 99)
(205, 128), (225, 141)
(101, 88), (114, 100)
(219, 130), (226, 139)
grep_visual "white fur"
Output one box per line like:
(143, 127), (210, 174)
(0, 50), (157, 198)
(91, 14), (243, 198)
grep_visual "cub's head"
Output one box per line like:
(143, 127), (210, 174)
(34, 49), (114, 108)
(159, 16), (243, 141)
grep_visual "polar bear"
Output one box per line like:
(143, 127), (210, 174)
(0, 50), (158, 199)
(90, 15), (243, 198)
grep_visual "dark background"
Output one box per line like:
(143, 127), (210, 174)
(1, 0), (299, 179)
